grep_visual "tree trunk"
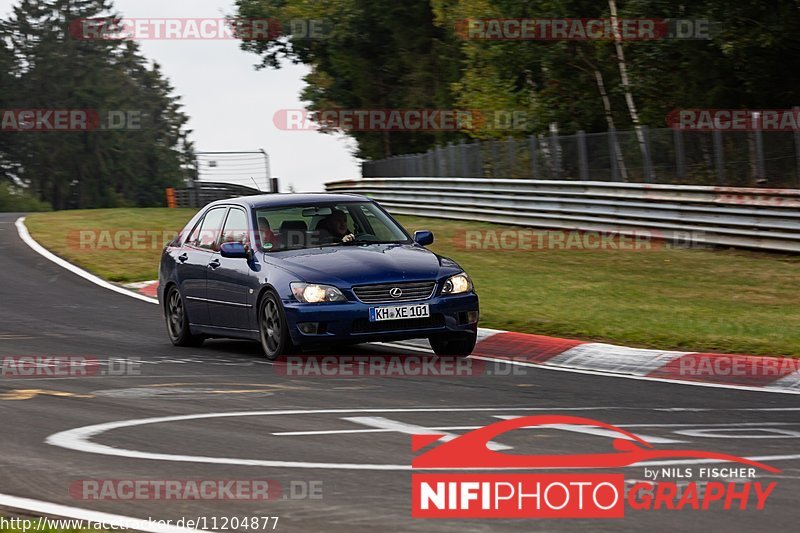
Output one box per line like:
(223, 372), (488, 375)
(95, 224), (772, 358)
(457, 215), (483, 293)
(576, 47), (629, 181)
(608, 0), (649, 180)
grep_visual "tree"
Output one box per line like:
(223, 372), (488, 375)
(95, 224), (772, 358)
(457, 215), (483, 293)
(236, 0), (465, 160)
(236, 0), (800, 162)
(1, 0), (192, 209)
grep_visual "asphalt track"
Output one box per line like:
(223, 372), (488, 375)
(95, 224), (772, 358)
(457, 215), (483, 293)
(0, 211), (798, 532)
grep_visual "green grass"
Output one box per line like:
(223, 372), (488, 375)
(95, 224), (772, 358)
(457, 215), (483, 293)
(26, 209), (800, 356)
(26, 208), (196, 283)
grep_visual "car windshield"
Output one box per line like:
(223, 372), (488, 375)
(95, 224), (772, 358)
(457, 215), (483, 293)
(255, 202), (411, 252)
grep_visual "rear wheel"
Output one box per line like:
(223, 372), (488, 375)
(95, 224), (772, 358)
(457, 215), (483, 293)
(165, 286), (204, 347)
(429, 332), (477, 357)
(259, 292), (297, 360)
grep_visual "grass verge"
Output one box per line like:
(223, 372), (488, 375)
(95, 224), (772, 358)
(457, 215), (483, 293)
(26, 208), (800, 356)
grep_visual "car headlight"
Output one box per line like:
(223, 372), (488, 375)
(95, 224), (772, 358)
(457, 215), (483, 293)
(441, 273), (473, 295)
(291, 283), (347, 303)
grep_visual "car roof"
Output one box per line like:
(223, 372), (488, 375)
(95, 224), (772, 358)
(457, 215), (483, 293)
(207, 193), (371, 210)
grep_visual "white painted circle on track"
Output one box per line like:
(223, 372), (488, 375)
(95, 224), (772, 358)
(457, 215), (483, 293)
(46, 408), (800, 471)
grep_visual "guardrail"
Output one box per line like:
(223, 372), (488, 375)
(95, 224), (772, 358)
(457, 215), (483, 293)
(169, 182), (265, 208)
(325, 178), (800, 253)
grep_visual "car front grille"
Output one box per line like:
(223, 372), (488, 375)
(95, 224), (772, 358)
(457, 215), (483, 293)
(352, 281), (436, 304)
(351, 314), (445, 334)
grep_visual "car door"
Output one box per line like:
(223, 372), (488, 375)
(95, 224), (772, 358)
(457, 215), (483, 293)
(206, 206), (255, 331)
(179, 206), (229, 327)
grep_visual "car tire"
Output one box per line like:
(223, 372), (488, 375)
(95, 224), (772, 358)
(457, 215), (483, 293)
(165, 285), (204, 347)
(429, 332), (477, 357)
(259, 291), (297, 360)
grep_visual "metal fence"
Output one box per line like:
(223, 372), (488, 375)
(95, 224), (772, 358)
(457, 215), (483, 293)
(363, 128), (800, 189)
(326, 177), (800, 253)
(171, 182), (263, 208)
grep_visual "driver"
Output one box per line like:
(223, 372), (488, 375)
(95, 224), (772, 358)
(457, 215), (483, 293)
(317, 209), (356, 244)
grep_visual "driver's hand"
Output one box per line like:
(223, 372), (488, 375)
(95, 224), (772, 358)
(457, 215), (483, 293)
(342, 233), (356, 243)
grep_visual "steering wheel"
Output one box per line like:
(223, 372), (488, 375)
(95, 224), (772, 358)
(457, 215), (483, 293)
(353, 232), (379, 242)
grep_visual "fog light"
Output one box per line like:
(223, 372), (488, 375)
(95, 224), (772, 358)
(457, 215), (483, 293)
(462, 311), (479, 324)
(298, 322), (320, 334)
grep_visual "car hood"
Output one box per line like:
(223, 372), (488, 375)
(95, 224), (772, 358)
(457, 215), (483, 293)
(266, 244), (461, 286)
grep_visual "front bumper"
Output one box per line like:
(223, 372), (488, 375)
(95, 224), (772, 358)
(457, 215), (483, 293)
(283, 292), (479, 346)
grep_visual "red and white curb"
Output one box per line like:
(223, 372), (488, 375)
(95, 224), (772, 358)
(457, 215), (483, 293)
(17, 217), (800, 395)
(122, 280), (159, 299)
(465, 331), (800, 395)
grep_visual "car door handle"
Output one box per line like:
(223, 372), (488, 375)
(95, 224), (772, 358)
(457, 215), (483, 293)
(208, 259), (221, 270)
(178, 253), (189, 263)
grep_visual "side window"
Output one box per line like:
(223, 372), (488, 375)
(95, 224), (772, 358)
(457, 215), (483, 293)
(186, 217), (204, 246)
(221, 208), (250, 246)
(193, 207), (228, 251)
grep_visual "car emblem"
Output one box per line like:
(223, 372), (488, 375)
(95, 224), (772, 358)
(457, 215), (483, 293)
(390, 287), (403, 298)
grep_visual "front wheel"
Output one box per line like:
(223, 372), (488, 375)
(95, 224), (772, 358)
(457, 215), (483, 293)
(429, 332), (477, 357)
(165, 286), (204, 347)
(259, 292), (297, 360)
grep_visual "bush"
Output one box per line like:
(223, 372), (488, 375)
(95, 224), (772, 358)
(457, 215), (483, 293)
(0, 183), (52, 212)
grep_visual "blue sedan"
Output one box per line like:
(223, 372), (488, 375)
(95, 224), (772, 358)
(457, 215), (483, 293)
(158, 193), (480, 360)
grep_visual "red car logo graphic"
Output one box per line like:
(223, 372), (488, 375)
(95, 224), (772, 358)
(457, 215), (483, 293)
(412, 415), (780, 472)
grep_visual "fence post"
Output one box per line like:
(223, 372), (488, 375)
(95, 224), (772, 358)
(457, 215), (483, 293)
(475, 140), (484, 178)
(549, 123), (561, 179)
(506, 137), (516, 178)
(752, 112), (766, 184)
(673, 128), (686, 181)
(165, 188), (176, 208)
(608, 127), (620, 181)
(577, 130), (589, 181)
(529, 134), (539, 179)
(459, 139), (468, 177)
(188, 181), (198, 208)
(447, 142), (457, 177)
(713, 129), (726, 185)
(640, 125), (654, 182)
(490, 140), (499, 178)
(794, 107), (800, 187)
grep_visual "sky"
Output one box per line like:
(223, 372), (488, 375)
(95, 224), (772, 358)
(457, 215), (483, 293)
(0, 0), (361, 193)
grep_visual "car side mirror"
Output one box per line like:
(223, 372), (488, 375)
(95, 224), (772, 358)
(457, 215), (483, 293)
(220, 242), (250, 259)
(414, 230), (434, 247)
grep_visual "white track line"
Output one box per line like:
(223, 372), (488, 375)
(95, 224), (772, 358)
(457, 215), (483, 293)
(0, 493), (209, 533)
(382, 341), (800, 395)
(15, 217), (158, 305)
(44, 408), (800, 471)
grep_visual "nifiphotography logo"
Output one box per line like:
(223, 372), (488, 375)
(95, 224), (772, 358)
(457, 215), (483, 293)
(411, 416), (779, 519)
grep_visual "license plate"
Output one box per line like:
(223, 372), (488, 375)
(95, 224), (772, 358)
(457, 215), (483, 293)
(369, 304), (430, 322)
